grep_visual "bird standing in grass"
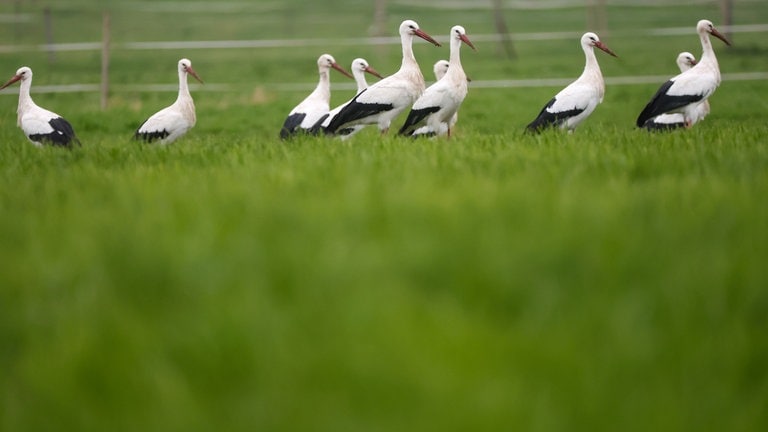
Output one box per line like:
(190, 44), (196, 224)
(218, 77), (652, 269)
(279, 54), (353, 140)
(311, 58), (383, 138)
(642, 52), (710, 130)
(399, 26), (476, 138)
(325, 20), (441, 136)
(525, 32), (617, 133)
(636, 19), (730, 128)
(411, 60), (450, 137)
(134, 58), (203, 144)
(1, 66), (81, 147)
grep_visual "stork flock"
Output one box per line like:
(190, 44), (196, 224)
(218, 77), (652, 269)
(0, 19), (730, 148)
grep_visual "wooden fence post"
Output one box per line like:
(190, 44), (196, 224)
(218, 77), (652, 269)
(492, 0), (516, 60)
(587, 0), (608, 37)
(101, 11), (111, 111)
(721, 0), (734, 42)
(44, 7), (56, 64)
(372, 0), (387, 58)
(13, 0), (22, 42)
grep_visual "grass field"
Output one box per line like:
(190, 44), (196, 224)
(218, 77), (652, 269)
(2, 1), (768, 431)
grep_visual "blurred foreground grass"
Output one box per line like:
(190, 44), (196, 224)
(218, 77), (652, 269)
(2, 121), (767, 430)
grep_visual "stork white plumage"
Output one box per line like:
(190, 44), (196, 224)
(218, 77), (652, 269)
(311, 58), (383, 138)
(412, 60), (473, 137)
(325, 20), (441, 135)
(1, 66), (80, 147)
(642, 52), (711, 130)
(280, 54), (353, 139)
(399, 25), (475, 137)
(636, 19), (730, 128)
(432, 60), (458, 133)
(434, 60), (450, 80)
(134, 58), (203, 144)
(526, 32), (617, 133)
(411, 60), (451, 137)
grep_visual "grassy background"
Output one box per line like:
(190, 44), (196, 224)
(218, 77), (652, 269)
(2, 1), (768, 431)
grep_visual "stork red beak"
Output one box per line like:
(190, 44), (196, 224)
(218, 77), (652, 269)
(710, 27), (732, 46)
(690, 59), (698, 66)
(0, 74), (22, 90)
(186, 66), (204, 84)
(364, 65), (384, 79)
(331, 62), (354, 79)
(414, 28), (441, 47)
(459, 33), (476, 51)
(595, 41), (618, 57)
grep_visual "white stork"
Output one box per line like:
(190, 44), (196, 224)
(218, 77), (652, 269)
(642, 52), (711, 130)
(526, 32), (617, 133)
(0, 66), (81, 147)
(134, 58), (203, 144)
(412, 60), (473, 137)
(310, 57), (383, 138)
(636, 19), (730, 128)
(433, 60), (451, 81)
(279, 54), (353, 139)
(399, 25), (475, 138)
(325, 19), (441, 135)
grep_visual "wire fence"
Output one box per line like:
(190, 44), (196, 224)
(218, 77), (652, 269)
(1, 3), (766, 98)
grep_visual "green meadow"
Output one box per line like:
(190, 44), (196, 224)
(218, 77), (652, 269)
(1, 1), (768, 431)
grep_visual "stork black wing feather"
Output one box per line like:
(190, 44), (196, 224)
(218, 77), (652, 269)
(279, 113), (307, 140)
(31, 117), (81, 147)
(641, 118), (686, 132)
(525, 97), (584, 133)
(636, 80), (703, 127)
(398, 106), (440, 136)
(133, 119), (170, 143)
(308, 113), (330, 135)
(325, 89), (394, 133)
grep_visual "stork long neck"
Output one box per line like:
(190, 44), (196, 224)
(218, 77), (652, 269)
(448, 37), (464, 74)
(353, 70), (368, 93)
(581, 44), (602, 81)
(310, 68), (331, 102)
(699, 31), (718, 68)
(17, 77), (37, 124)
(177, 68), (191, 102)
(175, 67), (196, 125)
(399, 32), (425, 94)
(400, 33), (418, 71)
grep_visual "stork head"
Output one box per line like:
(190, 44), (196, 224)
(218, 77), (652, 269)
(0, 66), (32, 90)
(433, 60), (450, 81)
(676, 52), (697, 72)
(697, 19), (731, 46)
(582, 32), (618, 57)
(178, 58), (204, 84)
(318, 54), (354, 79)
(352, 58), (383, 79)
(400, 20), (441, 47)
(451, 25), (476, 51)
